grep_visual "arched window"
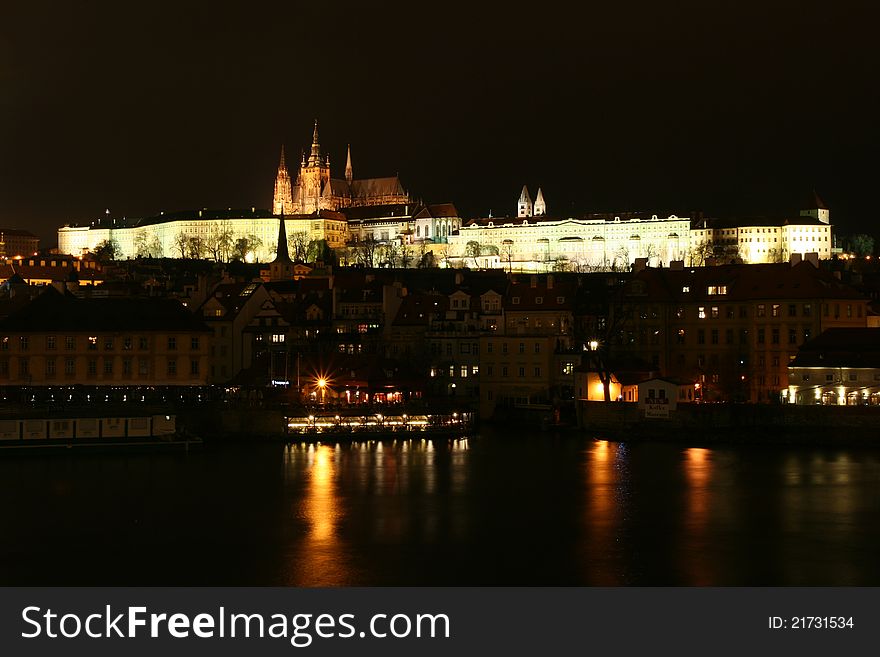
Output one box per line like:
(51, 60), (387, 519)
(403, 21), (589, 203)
(416, 226), (421, 237)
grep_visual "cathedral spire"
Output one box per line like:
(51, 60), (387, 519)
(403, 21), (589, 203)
(273, 145), (294, 216)
(345, 144), (353, 184)
(534, 187), (546, 216)
(517, 185), (533, 218)
(309, 119), (321, 164)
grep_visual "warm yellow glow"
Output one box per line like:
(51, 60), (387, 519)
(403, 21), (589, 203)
(317, 378), (327, 389)
(308, 445), (336, 542)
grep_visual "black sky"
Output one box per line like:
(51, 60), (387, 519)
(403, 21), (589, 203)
(1, 0), (877, 245)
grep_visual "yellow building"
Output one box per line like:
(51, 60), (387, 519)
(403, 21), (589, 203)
(0, 291), (210, 386)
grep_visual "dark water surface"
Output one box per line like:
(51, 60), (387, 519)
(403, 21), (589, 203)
(2, 434), (879, 585)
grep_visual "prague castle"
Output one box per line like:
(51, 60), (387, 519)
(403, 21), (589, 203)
(273, 121), (409, 215)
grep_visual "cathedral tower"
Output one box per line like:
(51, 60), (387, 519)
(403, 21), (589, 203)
(534, 187), (546, 216)
(272, 146), (294, 216)
(345, 144), (353, 184)
(517, 185), (533, 218)
(300, 119), (331, 213)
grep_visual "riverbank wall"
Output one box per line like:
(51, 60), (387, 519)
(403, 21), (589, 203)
(577, 400), (880, 445)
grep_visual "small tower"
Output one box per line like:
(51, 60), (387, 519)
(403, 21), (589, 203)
(269, 210), (295, 281)
(345, 144), (353, 184)
(800, 190), (830, 224)
(534, 187), (547, 216)
(272, 146), (294, 216)
(517, 185), (533, 218)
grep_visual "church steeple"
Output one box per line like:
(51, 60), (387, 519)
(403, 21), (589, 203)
(345, 144), (353, 184)
(534, 187), (546, 216)
(269, 210), (294, 280)
(309, 119), (322, 165)
(272, 145), (294, 216)
(517, 185), (533, 218)
(274, 210), (291, 262)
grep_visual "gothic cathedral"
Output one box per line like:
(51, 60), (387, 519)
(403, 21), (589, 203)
(273, 121), (409, 215)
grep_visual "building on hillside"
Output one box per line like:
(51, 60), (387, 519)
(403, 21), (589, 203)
(58, 208), (350, 263)
(0, 290), (210, 387)
(412, 203), (462, 244)
(787, 327), (880, 405)
(0, 229), (40, 258)
(197, 280), (270, 383)
(451, 211), (693, 272)
(610, 260), (869, 403)
(447, 190), (834, 270)
(272, 121), (409, 215)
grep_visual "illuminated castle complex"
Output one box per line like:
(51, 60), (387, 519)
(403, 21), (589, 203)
(272, 121), (409, 215)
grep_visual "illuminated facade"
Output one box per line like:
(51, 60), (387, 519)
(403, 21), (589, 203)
(446, 190), (834, 270)
(787, 328), (880, 405)
(451, 212), (694, 271)
(58, 209), (349, 262)
(272, 121), (409, 215)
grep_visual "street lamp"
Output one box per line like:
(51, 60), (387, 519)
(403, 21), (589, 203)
(589, 339), (599, 352)
(317, 378), (327, 405)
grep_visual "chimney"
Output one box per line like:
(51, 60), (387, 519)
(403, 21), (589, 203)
(805, 252), (819, 267)
(530, 275), (537, 288)
(633, 258), (648, 272)
(547, 274), (554, 289)
(789, 253), (803, 266)
(670, 260), (684, 271)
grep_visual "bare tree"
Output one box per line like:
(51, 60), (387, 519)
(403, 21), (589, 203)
(465, 240), (482, 268)
(501, 242), (514, 272)
(187, 236), (206, 259)
(206, 221), (234, 262)
(134, 233), (148, 258)
(612, 245), (630, 272)
(289, 231), (309, 262)
(643, 242), (660, 265)
(233, 235), (263, 262)
(552, 255), (570, 272)
(400, 244), (414, 268)
(688, 240), (714, 266)
(353, 235), (378, 267)
(174, 231), (189, 259)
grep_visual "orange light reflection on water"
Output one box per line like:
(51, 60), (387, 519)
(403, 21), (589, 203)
(285, 443), (353, 586)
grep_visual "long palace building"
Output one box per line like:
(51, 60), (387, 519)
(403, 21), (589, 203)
(445, 189), (834, 270)
(57, 123), (834, 269)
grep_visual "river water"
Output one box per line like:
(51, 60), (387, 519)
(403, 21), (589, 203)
(2, 433), (879, 585)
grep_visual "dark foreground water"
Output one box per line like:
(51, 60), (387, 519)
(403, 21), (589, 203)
(2, 433), (879, 586)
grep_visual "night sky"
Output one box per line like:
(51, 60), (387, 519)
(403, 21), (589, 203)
(2, 1), (877, 245)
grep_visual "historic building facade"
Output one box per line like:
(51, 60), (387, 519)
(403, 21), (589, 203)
(272, 121), (410, 215)
(445, 190), (834, 271)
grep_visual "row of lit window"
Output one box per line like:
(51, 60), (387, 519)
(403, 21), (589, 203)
(1, 336), (200, 352)
(0, 357), (200, 377)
